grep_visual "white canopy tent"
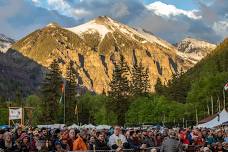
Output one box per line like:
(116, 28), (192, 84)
(37, 124), (66, 129)
(81, 124), (95, 129)
(197, 109), (228, 128)
(68, 124), (80, 129)
(96, 125), (111, 130)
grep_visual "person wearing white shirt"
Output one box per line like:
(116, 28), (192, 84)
(108, 126), (128, 150)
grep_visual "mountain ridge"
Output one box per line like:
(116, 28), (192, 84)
(176, 37), (216, 63)
(7, 16), (217, 94)
(0, 34), (15, 53)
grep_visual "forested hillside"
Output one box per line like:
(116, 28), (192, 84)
(156, 38), (228, 118)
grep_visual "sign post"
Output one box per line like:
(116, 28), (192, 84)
(8, 107), (23, 126)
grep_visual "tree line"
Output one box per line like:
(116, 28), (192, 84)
(1, 54), (150, 126)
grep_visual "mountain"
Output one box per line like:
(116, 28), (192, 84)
(9, 16), (210, 94)
(0, 34), (15, 53)
(176, 37), (216, 64)
(159, 38), (228, 103)
(0, 50), (44, 99)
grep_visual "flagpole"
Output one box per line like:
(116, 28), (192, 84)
(63, 80), (66, 124)
(207, 103), (210, 115)
(76, 105), (79, 125)
(211, 96), (214, 115)
(218, 96), (221, 112)
(223, 89), (226, 109)
(196, 108), (198, 125)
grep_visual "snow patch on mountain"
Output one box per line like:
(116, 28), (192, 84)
(67, 19), (111, 39)
(176, 37), (216, 63)
(0, 34), (15, 53)
(66, 16), (174, 50)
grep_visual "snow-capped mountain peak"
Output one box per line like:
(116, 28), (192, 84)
(177, 37), (216, 53)
(176, 37), (216, 64)
(67, 16), (112, 39)
(66, 16), (174, 50)
(0, 34), (14, 43)
(0, 34), (15, 53)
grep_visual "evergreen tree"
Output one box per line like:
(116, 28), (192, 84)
(108, 55), (131, 125)
(155, 78), (164, 95)
(165, 71), (190, 103)
(15, 89), (23, 106)
(65, 61), (78, 124)
(40, 59), (62, 124)
(142, 66), (150, 94)
(131, 62), (150, 96)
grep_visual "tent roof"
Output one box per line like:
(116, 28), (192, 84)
(197, 109), (228, 128)
(198, 113), (217, 124)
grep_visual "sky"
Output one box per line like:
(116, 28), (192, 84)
(0, 0), (227, 44)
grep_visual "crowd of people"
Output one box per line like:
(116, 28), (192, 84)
(0, 125), (228, 152)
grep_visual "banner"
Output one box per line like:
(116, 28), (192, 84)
(224, 82), (228, 91)
(9, 108), (22, 120)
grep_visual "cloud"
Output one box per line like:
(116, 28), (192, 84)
(0, 0), (227, 44)
(146, 1), (202, 20)
(111, 2), (130, 18)
(213, 21), (228, 37)
(0, 0), (77, 40)
(31, 0), (225, 43)
(73, 8), (91, 17)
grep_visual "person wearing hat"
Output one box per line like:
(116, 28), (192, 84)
(18, 132), (36, 152)
(73, 129), (88, 151)
(203, 147), (211, 152)
(160, 130), (183, 152)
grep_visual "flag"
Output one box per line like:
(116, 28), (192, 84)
(60, 83), (65, 93)
(59, 82), (65, 103)
(59, 96), (63, 104)
(224, 82), (228, 91)
(75, 104), (79, 115)
(217, 113), (220, 122)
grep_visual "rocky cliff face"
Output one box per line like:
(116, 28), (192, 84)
(10, 16), (204, 93)
(176, 37), (216, 64)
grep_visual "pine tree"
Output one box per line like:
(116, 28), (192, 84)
(165, 71), (189, 103)
(40, 59), (62, 124)
(15, 89), (23, 106)
(155, 78), (164, 95)
(131, 62), (150, 96)
(142, 67), (150, 94)
(108, 55), (131, 125)
(65, 61), (78, 124)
